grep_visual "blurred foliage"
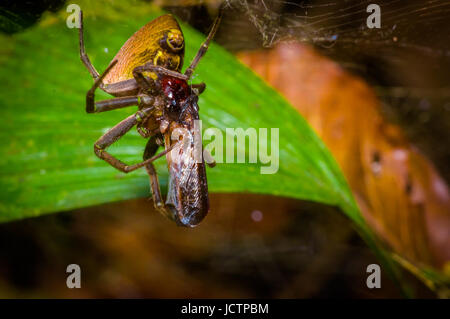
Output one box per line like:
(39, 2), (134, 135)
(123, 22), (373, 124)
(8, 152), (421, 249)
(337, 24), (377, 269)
(0, 0), (65, 34)
(238, 43), (450, 296)
(1, 194), (430, 298)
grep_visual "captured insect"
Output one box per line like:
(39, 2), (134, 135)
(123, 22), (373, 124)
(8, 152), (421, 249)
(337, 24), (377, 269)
(78, 9), (222, 227)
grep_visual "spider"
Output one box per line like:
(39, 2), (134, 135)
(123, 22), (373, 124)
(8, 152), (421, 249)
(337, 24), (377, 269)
(78, 9), (222, 227)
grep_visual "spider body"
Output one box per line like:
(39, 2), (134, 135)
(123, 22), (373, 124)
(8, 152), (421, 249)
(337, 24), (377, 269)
(78, 10), (221, 227)
(103, 14), (184, 85)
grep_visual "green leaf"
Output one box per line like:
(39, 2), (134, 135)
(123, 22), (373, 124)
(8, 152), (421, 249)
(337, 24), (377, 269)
(0, 2), (350, 221)
(0, 0), (410, 294)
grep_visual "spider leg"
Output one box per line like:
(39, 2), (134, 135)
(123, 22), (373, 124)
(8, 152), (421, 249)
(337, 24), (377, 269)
(79, 10), (100, 80)
(86, 59), (118, 113)
(133, 64), (188, 81)
(91, 96), (139, 113)
(143, 136), (162, 205)
(90, 93), (155, 114)
(94, 107), (179, 173)
(131, 66), (157, 91)
(80, 11), (142, 113)
(184, 7), (223, 79)
(142, 137), (177, 221)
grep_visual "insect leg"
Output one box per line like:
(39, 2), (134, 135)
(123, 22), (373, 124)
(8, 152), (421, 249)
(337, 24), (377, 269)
(120, 142), (179, 172)
(184, 7), (223, 79)
(203, 148), (216, 168)
(191, 83), (206, 95)
(79, 10), (100, 80)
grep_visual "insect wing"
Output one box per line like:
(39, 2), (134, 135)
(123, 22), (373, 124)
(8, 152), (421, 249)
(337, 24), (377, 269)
(164, 105), (209, 227)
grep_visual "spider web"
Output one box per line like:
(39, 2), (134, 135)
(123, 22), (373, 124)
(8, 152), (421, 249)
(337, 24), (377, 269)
(210, 0), (450, 181)
(219, 0), (450, 79)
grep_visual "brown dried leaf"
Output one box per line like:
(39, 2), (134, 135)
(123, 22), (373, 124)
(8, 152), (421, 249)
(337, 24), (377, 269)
(238, 43), (450, 271)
